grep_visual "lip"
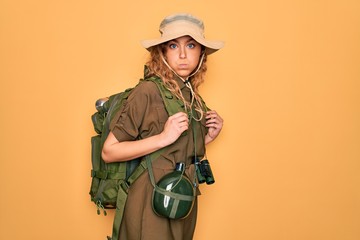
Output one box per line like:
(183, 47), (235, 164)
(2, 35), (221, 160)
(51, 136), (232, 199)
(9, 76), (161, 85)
(178, 64), (188, 69)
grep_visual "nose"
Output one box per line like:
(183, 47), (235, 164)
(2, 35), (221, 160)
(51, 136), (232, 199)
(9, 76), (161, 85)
(179, 46), (186, 59)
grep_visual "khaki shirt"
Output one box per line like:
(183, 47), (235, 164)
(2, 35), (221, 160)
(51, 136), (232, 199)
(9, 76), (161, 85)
(110, 77), (207, 240)
(110, 78), (207, 170)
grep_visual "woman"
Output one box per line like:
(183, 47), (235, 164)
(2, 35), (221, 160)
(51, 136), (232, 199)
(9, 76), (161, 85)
(102, 13), (224, 240)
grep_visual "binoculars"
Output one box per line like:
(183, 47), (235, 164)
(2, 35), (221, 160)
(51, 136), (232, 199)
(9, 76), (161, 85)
(195, 158), (215, 185)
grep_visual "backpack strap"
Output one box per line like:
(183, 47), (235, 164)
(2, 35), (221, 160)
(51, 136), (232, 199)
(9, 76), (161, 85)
(143, 76), (185, 116)
(109, 178), (129, 240)
(109, 150), (166, 240)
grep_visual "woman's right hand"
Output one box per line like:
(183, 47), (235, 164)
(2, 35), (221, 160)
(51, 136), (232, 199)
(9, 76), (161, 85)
(160, 112), (189, 146)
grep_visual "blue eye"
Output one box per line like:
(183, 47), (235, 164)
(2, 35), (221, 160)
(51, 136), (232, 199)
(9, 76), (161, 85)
(169, 43), (177, 49)
(187, 43), (195, 49)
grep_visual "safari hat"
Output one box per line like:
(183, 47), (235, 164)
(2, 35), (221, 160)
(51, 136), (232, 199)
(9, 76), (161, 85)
(141, 13), (224, 55)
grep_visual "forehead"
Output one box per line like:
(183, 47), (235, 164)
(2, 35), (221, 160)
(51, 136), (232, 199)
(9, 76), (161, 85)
(168, 36), (196, 43)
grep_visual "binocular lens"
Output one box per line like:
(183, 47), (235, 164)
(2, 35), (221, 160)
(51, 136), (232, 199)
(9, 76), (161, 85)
(195, 159), (215, 185)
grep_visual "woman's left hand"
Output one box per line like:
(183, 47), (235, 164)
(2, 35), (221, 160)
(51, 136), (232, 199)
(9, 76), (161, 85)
(205, 110), (224, 144)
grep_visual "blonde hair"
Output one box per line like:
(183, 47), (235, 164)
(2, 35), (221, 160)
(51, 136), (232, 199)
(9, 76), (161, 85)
(145, 44), (208, 119)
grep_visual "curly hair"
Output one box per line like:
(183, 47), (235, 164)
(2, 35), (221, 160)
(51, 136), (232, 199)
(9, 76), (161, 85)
(145, 44), (208, 119)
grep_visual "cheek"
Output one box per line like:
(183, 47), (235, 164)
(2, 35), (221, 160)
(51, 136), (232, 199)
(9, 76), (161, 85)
(165, 52), (177, 65)
(190, 53), (201, 65)
(189, 48), (202, 60)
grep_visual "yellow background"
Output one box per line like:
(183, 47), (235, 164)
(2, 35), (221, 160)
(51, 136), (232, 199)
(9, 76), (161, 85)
(1, 0), (359, 239)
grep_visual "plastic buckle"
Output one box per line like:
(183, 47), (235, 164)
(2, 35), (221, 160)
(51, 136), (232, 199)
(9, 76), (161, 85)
(120, 181), (129, 193)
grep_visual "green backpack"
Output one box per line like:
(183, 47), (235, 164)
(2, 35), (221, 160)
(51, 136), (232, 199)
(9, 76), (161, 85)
(89, 77), (184, 240)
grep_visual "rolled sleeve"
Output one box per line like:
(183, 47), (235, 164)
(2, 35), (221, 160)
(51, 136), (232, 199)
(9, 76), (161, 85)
(109, 81), (167, 142)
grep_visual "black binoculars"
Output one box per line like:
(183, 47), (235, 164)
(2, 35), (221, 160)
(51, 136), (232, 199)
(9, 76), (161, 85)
(195, 158), (215, 185)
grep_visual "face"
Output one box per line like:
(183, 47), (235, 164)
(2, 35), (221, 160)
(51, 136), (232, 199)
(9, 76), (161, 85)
(164, 36), (202, 78)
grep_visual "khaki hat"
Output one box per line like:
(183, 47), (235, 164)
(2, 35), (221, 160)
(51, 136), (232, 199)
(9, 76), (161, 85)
(141, 13), (224, 55)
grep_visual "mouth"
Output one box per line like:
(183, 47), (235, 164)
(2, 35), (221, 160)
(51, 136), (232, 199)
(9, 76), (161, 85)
(178, 64), (188, 69)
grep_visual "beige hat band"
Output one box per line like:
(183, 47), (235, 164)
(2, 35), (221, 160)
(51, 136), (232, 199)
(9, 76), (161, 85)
(161, 21), (204, 37)
(160, 14), (204, 30)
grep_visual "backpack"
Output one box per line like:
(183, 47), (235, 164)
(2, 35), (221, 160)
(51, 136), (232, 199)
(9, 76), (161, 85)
(89, 77), (184, 240)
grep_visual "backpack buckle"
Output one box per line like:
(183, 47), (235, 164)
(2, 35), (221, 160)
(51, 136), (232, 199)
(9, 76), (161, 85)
(119, 180), (129, 193)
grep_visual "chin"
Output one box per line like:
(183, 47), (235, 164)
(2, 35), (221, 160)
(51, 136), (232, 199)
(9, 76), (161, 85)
(175, 71), (191, 78)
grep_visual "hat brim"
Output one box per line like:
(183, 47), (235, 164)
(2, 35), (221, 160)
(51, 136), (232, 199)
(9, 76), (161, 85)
(141, 32), (224, 55)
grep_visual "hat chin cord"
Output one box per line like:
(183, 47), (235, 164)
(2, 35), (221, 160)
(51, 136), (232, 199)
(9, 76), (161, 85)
(160, 53), (205, 121)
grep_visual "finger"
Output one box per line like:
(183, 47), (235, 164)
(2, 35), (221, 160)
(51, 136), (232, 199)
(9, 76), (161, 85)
(178, 123), (189, 132)
(179, 123), (189, 130)
(172, 112), (188, 122)
(207, 114), (223, 124)
(206, 117), (219, 124)
(206, 112), (219, 120)
(205, 111), (214, 117)
(169, 113), (188, 125)
(206, 123), (218, 129)
(172, 111), (187, 117)
(206, 118), (223, 127)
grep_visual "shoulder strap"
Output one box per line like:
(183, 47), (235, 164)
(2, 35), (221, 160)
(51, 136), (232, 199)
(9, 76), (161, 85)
(143, 77), (185, 116)
(109, 149), (163, 240)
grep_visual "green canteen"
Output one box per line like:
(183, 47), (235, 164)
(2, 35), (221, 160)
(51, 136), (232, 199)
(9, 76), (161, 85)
(152, 163), (195, 219)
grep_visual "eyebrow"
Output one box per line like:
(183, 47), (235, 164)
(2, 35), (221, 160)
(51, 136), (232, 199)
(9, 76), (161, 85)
(168, 38), (196, 44)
